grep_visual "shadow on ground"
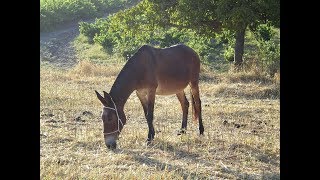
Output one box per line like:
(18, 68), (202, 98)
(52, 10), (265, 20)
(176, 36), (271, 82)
(120, 138), (279, 179)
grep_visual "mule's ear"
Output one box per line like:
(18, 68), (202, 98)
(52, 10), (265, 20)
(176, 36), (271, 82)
(95, 90), (108, 107)
(103, 91), (112, 104)
(103, 91), (110, 98)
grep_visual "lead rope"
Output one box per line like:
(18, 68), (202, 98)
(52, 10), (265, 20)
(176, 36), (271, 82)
(103, 96), (124, 135)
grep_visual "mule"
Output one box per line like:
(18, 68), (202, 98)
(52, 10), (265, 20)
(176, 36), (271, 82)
(95, 44), (204, 149)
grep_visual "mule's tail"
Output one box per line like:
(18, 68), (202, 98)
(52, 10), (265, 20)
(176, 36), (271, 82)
(190, 88), (197, 122)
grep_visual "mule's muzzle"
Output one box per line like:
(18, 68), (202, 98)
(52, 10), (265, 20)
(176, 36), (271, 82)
(105, 137), (117, 149)
(106, 141), (117, 149)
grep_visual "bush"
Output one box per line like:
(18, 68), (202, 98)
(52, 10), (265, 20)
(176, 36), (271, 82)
(78, 13), (279, 77)
(40, 0), (138, 32)
(93, 34), (115, 54)
(154, 30), (183, 48)
(79, 17), (226, 63)
(223, 46), (234, 62)
(255, 24), (275, 41)
(41, 0), (97, 31)
(258, 41), (280, 76)
(244, 25), (280, 76)
(79, 22), (100, 42)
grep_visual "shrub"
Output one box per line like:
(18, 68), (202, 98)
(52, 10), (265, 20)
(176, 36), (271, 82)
(244, 25), (280, 76)
(40, 0), (138, 32)
(79, 22), (100, 42)
(78, 13), (279, 77)
(93, 34), (115, 54)
(223, 46), (234, 62)
(258, 41), (280, 76)
(255, 24), (276, 41)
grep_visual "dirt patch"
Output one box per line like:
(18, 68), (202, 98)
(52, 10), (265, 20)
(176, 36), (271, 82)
(40, 14), (109, 68)
(40, 25), (79, 68)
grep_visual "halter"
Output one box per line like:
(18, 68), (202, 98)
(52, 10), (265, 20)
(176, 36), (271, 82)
(103, 96), (124, 135)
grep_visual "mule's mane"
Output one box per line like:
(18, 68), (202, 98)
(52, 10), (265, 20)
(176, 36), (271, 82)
(109, 45), (152, 106)
(114, 45), (150, 78)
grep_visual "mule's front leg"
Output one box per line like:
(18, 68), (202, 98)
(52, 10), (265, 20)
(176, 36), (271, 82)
(146, 89), (156, 143)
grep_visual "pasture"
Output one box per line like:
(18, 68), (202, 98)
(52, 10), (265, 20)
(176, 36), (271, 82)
(40, 61), (279, 179)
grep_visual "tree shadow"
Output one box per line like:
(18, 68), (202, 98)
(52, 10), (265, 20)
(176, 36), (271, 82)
(120, 139), (279, 179)
(262, 172), (280, 180)
(220, 168), (280, 180)
(221, 143), (280, 179)
(120, 138), (225, 179)
(199, 73), (221, 83)
(123, 149), (209, 179)
(230, 143), (279, 167)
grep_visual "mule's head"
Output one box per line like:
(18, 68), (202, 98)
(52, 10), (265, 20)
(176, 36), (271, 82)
(95, 90), (125, 150)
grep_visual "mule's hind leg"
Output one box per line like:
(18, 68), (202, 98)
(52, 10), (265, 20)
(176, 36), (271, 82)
(146, 88), (157, 142)
(190, 88), (196, 122)
(190, 81), (204, 135)
(176, 91), (189, 135)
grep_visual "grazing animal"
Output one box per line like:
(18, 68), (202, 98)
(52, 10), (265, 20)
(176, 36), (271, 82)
(95, 44), (204, 149)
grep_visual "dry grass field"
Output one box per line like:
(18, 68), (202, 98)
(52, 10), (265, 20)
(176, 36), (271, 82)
(40, 61), (280, 179)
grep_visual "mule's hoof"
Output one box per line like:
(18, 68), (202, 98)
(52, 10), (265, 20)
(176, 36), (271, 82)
(146, 141), (151, 146)
(177, 129), (186, 135)
(199, 126), (204, 135)
(146, 139), (153, 146)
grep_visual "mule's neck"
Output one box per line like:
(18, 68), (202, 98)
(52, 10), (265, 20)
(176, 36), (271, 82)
(109, 59), (139, 109)
(109, 84), (134, 109)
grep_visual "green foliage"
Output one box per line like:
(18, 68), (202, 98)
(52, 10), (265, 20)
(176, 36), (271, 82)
(255, 25), (280, 75)
(215, 29), (234, 45)
(257, 40), (280, 75)
(79, 17), (226, 63)
(254, 24), (276, 42)
(154, 30), (183, 48)
(40, 0), (138, 32)
(93, 34), (115, 54)
(244, 26), (280, 75)
(79, 18), (111, 41)
(224, 46), (234, 62)
(79, 22), (100, 41)
(217, 0), (279, 30)
(77, 0), (279, 75)
(183, 32), (223, 64)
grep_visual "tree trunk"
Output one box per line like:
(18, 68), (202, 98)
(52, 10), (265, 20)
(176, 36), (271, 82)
(234, 26), (246, 69)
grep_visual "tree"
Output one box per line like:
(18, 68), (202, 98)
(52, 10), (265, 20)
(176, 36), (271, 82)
(111, 0), (279, 68)
(215, 0), (279, 68)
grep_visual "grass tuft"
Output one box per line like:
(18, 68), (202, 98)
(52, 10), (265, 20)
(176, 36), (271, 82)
(67, 60), (123, 78)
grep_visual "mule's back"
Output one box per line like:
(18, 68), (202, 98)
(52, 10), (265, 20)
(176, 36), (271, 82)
(143, 44), (200, 95)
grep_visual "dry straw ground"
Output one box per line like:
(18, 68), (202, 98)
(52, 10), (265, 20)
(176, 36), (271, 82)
(40, 61), (280, 179)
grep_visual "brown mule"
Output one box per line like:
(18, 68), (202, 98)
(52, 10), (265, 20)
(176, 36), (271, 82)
(95, 44), (204, 149)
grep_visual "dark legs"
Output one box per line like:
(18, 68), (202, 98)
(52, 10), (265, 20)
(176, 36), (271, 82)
(136, 91), (148, 118)
(190, 82), (204, 135)
(136, 80), (204, 143)
(136, 89), (156, 142)
(176, 91), (189, 135)
(146, 89), (156, 141)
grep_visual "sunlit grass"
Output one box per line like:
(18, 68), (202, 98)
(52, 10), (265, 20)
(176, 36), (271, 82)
(40, 62), (279, 179)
